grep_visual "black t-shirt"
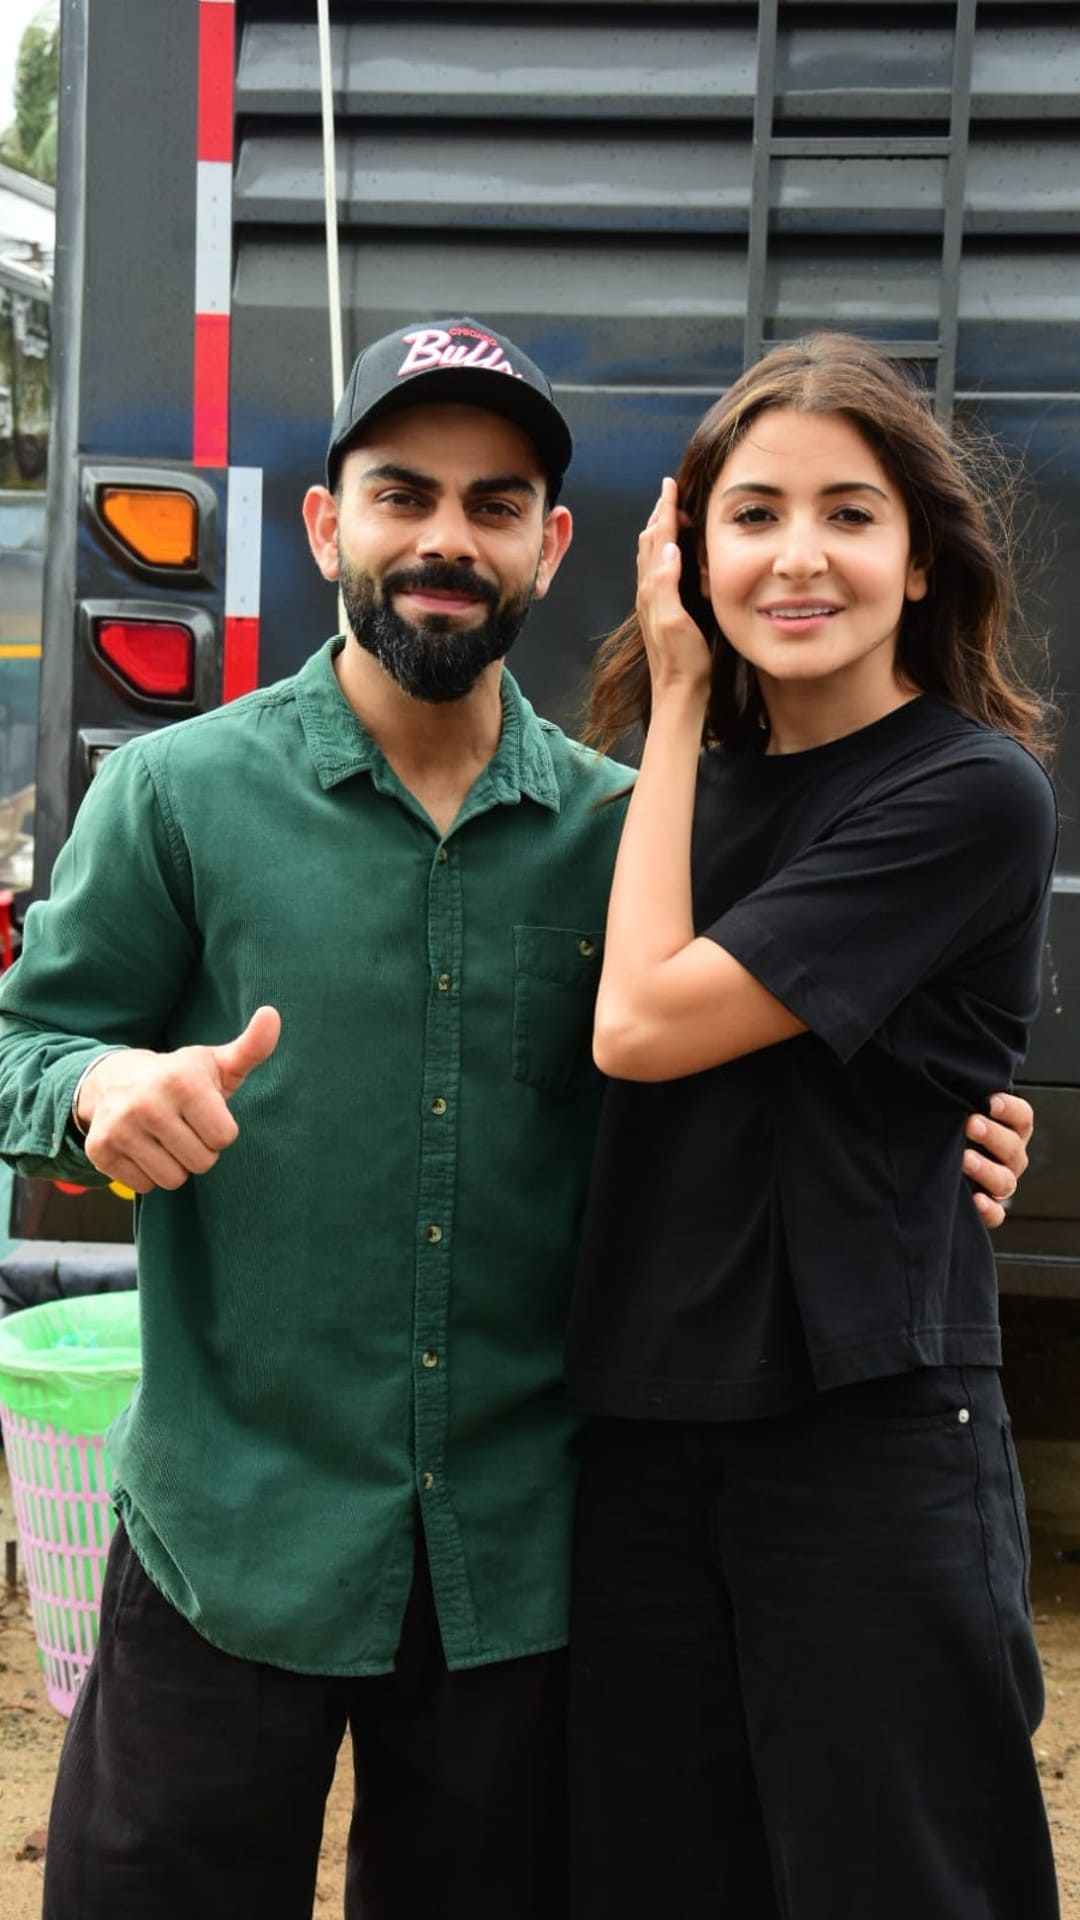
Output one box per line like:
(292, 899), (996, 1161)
(566, 697), (1058, 1421)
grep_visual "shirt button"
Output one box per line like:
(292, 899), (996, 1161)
(958, 1407), (971, 1425)
(430, 1096), (447, 1116)
(437, 847), (448, 864)
(425, 1224), (443, 1245)
(421, 1349), (439, 1370)
(437, 972), (452, 992)
(578, 937), (595, 958)
(421, 1471), (435, 1492)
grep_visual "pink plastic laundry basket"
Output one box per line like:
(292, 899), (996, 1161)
(1, 1408), (120, 1714)
(0, 1292), (140, 1716)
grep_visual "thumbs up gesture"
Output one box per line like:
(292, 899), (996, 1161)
(73, 1006), (282, 1194)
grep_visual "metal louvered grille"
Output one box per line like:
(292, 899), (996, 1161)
(230, 2), (1080, 398)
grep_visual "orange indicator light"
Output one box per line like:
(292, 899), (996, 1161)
(100, 487), (199, 568)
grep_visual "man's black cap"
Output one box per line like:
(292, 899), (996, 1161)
(325, 317), (573, 499)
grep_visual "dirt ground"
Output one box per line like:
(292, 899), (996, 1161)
(1, 1297), (1078, 1920)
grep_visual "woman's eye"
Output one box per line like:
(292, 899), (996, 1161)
(832, 506), (873, 525)
(731, 505), (775, 525)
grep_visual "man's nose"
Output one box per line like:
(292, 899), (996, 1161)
(415, 502), (481, 564)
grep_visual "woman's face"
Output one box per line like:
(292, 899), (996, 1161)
(699, 408), (928, 709)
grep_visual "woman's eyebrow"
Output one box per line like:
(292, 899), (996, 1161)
(819, 481), (890, 501)
(719, 479), (890, 502)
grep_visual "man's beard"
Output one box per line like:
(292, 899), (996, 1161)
(338, 551), (536, 703)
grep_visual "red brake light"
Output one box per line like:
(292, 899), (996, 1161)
(95, 620), (195, 699)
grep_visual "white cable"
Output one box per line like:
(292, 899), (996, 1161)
(316, 0), (347, 632)
(316, 0), (345, 408)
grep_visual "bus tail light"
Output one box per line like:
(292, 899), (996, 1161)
(95, 619), (195, 699)
(99, 488), (199, 569)
(80, 600), (214, 712)
(83, 465), (218, 584)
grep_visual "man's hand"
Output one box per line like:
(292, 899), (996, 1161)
(74, 1006), (282, 1194)
(965, 1090), (1034, 1229)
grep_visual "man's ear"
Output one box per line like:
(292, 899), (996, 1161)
(302, 485), (340, 583)
(533, 504), (573, 601)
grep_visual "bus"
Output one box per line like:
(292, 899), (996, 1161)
(16, 0), (1080, 1292)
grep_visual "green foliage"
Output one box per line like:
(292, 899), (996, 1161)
(0, 125), (24, 170)
(2, 20), (59, 187)
(16, 26), (56, 157)
(30, 111), (58, 187)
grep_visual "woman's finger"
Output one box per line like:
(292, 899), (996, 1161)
(637, 537), (683, 603)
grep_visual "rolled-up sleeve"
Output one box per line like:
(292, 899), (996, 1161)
(0, 742), (197, 1178)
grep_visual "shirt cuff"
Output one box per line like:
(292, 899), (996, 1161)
(69, 1047), (130, 1139)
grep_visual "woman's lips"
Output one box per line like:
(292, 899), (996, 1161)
(758, 603), (841, 634)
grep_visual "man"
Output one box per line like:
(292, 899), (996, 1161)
(0, 318), (1030, 1920)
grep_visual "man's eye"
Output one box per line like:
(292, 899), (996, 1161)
(474, 500), (518, 519)
(379, 490), (424, 509)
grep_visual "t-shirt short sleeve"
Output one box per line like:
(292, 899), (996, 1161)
(705, 736), (1058, 1062)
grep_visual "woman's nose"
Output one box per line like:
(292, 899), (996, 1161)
(772, 520), (827, 579)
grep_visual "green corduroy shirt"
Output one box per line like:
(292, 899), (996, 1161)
(0, 639), (631, 1674)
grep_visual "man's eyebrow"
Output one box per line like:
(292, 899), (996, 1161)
(358, 464), (539, 500)
(719, 479), (890, 502)
(466, 474), (539, 500)
(360, 463), (437, 490)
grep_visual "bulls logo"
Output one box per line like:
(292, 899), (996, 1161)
(396, 326), (524, 381)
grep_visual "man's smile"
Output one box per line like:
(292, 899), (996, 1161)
(396, 585), (488, 617)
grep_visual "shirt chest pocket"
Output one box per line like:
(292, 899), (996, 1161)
(512, 925), (604, 1097)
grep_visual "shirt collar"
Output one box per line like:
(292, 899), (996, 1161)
(295, 637), (561, 814)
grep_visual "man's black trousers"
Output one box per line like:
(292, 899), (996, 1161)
(569, 1365), (1060, 1920)
(43, 1523), (567, 1920)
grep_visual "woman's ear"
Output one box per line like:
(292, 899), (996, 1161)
(698, 537), (710, 602)
(905, 554), (930, 603)
(672, 528), (716, 639)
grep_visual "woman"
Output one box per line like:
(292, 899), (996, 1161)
(566, 334), (1060, 1919)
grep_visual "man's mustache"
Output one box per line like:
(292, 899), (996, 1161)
(381, 563), (498, 608)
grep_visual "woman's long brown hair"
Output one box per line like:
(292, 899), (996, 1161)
(584, 332), (1052, 760)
